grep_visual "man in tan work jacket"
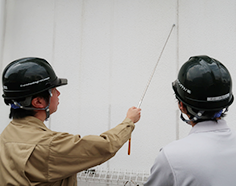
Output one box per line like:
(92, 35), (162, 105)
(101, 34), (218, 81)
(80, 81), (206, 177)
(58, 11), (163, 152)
(0, 57), (141, 185)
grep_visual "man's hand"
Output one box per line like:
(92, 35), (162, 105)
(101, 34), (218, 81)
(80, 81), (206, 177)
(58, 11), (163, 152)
(126, 106), (141, 123)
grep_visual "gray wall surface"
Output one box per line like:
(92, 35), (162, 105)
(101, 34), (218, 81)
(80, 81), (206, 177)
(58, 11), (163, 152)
(1, 0), (236, 174)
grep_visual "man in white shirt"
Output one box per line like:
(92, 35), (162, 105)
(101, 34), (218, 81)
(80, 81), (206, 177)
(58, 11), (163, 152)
(144, 55), (236, 186)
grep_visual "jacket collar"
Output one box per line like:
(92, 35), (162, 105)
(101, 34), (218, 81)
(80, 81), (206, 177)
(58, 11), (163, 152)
(11, 116), (49, 131)
(189, 119), (229, 135)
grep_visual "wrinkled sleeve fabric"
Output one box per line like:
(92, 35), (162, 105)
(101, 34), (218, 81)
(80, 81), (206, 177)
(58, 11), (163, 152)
(47, 118), (135, 181)
(144, 149), (175, 186)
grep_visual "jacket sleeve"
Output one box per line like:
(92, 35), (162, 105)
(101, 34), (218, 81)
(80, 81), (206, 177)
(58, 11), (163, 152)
(47, 118), (135, 181)
(144, 149), (175, 186)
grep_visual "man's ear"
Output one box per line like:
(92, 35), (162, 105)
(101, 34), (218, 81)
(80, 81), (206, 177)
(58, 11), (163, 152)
(31, 97), (46, 108)
(178, 101), (188, 114)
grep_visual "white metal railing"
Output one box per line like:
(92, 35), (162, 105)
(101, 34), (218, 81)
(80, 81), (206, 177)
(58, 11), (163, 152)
(77, 168), (149, 186)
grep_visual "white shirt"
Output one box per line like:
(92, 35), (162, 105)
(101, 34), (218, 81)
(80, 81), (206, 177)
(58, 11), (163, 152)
(144, 119), (236, 186)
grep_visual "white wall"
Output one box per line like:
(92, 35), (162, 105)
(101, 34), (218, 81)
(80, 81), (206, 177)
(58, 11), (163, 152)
(0, 0), (5, 60)
(1, 0), (236, 174)
(0, 0), (8, 133)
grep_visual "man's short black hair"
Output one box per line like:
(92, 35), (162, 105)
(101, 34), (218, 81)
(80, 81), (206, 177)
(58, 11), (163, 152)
(7, 90), (50, 119)
(177, 99), (225, 123)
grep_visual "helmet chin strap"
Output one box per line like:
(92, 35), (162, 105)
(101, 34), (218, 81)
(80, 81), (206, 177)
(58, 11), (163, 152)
(180, 110), (205, 125)
(180, 106), (228, 125)
(11, 89), (52, 120)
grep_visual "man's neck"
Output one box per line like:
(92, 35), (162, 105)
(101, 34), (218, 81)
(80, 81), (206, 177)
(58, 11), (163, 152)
(191, 117), (221, 127)
(34, 110), (46, 122)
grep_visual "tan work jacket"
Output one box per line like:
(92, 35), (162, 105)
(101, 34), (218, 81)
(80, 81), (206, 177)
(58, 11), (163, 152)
(0, 116), (135, 185)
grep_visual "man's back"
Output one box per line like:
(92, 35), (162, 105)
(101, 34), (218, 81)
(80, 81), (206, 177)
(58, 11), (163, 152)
(144, 119), (236, 186)
(0, 116), (135, 185)
(0, 116), (77, 185)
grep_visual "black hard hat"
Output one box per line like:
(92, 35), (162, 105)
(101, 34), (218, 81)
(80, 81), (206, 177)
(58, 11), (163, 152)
(172, 55), (234, 111)
(2, 57), (67, 100)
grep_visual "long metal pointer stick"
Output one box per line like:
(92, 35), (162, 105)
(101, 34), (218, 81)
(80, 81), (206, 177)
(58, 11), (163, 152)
(137, 24), (175, 108)
(128, 24), (175, 155)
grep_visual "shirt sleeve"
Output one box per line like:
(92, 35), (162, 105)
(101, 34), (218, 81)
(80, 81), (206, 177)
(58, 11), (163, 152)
(144, 149), (175, 186)
(47, 118), (135, 181)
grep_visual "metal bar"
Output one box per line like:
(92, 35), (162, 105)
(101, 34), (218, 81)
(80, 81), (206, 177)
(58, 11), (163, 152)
(137, 24), (175, 108)
(128, 24), (175, 155)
